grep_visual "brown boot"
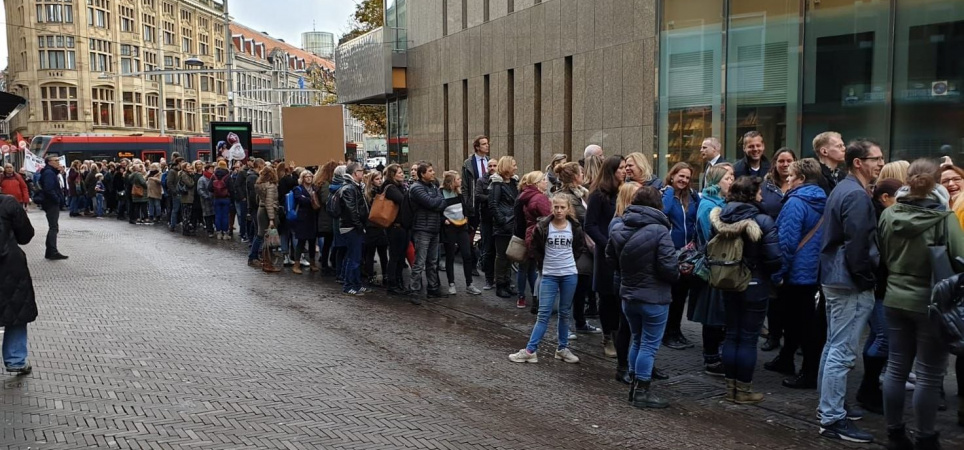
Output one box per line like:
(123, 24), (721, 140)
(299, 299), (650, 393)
(734, 381), (764, 404)
(725, 378), (736, 403)
(309, 261), (319, 272)
(292, 264), (302, 274)
(262, 247), (280, 273)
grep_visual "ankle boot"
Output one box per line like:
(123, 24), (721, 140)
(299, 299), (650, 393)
(309, 261), (319, 272)
(885, 426), (914, 450)
(632, 380), (669, 409)
(603, 334), (617, 358)
(262, 247), (280, 273)
(915, 432), (942, 450)
(725, 378), (736, 402)
(734, 381), (764, 404)
(615, 366), (632, 385)
(628, 378), (639, 403)
(291, 264), (302, 274)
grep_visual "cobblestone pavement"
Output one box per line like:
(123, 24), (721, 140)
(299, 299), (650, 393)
(2, 209), (960, 449)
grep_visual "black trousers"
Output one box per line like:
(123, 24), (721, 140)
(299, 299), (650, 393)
(599, 293), (621, 335)
(386, 226), (410, 289)
(317, 232), (333, 268)
(702, 325), (725, 362)
(779, 284), (823, 377)
(667, 281), (690, 337)
(573, 274), (591, 328)
(481, 221), (495, 283)
(363, 243), (388, 280)
(43, 202), (59, 255)
(295, 237), (317, 262)
(617, 307), (631, 370)
(767, 290), (786, 341)
(443, 226), (474, 286)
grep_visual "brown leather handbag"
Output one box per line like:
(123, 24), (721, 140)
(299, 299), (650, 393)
(368, 192), (398, 228)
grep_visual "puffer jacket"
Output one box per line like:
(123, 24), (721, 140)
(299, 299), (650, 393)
(409, 179), (446, 233)
(661, 186), (699, 249)
(528, 215), (587, 272)
(338, 174), (369, 231)
(711, 201), (781, 282)
(315, 181), (333, 234)
(773, 183), (826, 286)
(605, 205), (680, 304)
(760, 177), (784, 219)
(178, 170), (196, 204)
(489, 174), (519, 236)
(879, 197), (964, 314)
(256, 182), (278, 221)
(0, 195), (36, 327)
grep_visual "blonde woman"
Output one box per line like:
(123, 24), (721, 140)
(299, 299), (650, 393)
(490, 156), (520, 299)
(146, 163), (163, 223)
(255, 167), (281, 273)
(361, 171), (388, 283)
(441, 170), (481, 295)
(517, 170), (552, 311)
(625, 152), (662, 188)
(584, 154), (604, 190)
(879, 160), (910, 184)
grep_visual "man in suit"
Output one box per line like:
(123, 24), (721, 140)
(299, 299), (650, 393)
(700, 137), (726, 189)
(462, 136), (490, 275)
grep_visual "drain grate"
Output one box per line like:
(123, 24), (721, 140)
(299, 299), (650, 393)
(662, 375), (724, 400)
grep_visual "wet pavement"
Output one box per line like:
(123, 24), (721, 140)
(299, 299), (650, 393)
(1, 209), (961, 449)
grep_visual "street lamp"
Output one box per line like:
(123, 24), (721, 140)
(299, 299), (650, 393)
(184, 56), (204, 68)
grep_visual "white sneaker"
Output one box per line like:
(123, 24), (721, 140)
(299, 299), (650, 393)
(508, 349), (538, 363)
(568, 333), (577, 341)
(283, 255), (293, 266)
(554, 348), (580, 364)
(448, 283), (457, 295)
(300, 256), (310, 267)
(483, 282), (495, 290)
(466, 285), (482, 295)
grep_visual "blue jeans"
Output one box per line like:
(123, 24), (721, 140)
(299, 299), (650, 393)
(342, 229), (364, 291)
(169, 197), (182, 229)
(2, 324), (28, 369)
(865, 297), (889, 358)
(525, 273), (578, 353)
(148, 198), (161, 219)
(235, 201), (248, 238)
(69, 196), (81, 215)
(95, 194), (105, 217)
(214, 198), (231, 232)
(248, 233), (263, 261)
(818, 287), (875, 425)
(411, 230), (441, 293)
(623, 301), (670, 382)
(517, 261), (539, 298)
(722, 283), (769, 383)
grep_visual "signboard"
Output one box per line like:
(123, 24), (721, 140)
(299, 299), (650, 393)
(21, 148), (62, 173)
(210, 122), (253, 164)
(281, 105), (346, 167)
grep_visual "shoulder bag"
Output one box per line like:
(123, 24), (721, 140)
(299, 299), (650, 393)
(506, 235), (528, 263)
(369, 191), (399, 228)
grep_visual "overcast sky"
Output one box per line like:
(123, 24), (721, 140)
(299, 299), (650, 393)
(0, 0), (358, 68)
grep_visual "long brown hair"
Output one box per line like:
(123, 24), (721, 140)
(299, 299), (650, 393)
(590, 155), (625, 196)
(257, 166), (278, 184)
(315, 160), (339, 186)
(383, 164), (403, 187)
(663, 162), (695, 209)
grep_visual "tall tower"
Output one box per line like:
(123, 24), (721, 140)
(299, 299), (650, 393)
(301, 31), (335, 59)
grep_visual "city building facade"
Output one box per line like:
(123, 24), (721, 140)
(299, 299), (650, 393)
(341, 0), (964, 172)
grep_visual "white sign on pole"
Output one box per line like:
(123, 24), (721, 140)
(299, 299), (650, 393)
(23, 148), (46, 173)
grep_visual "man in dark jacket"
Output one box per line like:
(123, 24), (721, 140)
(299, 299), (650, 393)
(39, 156), (67, 260)
(339, 162), (370, 296)
(0, 193), (37, 374)
(732, 131), (770, 179)
(813, 131), (847, 195)
(477, 159), (497, 289)
(699, 137), (727, 190)
(245, 159), (263, 242)
(461, 135), (490, 227)
(409, 162), (448, 299)
(816, 138), (884, 443)
(166, 158), (183, 231)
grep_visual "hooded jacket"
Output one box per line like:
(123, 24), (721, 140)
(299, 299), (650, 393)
(774, 183), (826, 286)
(409, 178), (446, 233)
(516, 185), (551, 239)
(0, 195), (36, 327)
(605, 205), (680, 304)
(879, 197), (964, 313)
(819, 175), (878, 292)
(489, 174), (519, 236)
(711, 202), (781, 282)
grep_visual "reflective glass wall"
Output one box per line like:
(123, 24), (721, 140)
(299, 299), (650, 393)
(659, 0), (964, 174)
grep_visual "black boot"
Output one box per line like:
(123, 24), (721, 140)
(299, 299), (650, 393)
(529, 296), (539, 315)
(632, 380), (669, 409)
(496, 284), (511, 299)
(763, 354), (795, 376)
(885, 426), (914, 450)
(915, 432), (942, 450)
(628, 378), (639, 403)
(856, 355), (886, 414)
(651, 366), (669, 381)
(615, 366), (632, 385)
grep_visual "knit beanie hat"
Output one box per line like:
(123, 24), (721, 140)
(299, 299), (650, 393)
(217, 160), (228, 169)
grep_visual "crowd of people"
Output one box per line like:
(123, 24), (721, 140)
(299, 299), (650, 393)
(3, 130), (964, 448)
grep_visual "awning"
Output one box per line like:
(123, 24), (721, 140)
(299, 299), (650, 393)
(0, 91), (27, 121)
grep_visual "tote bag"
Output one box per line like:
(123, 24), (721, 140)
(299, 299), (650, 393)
(506, 235), (528, 262)
(368, 192), (398, 228)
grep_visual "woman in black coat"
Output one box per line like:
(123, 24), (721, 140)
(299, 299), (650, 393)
(0, 194), (37, 374)
(585, 155), (627, 358)
(489, 156), (520, 298)
(362, 171), (389, 285)
(290, 170), (319, 274)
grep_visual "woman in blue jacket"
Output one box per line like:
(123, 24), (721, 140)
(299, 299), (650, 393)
(661, 162), (699, 350)
(766, 158), (826, 389)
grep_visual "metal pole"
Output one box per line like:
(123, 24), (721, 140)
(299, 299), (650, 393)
(159, 45), (166, 136)
(224, 0), (235, 121)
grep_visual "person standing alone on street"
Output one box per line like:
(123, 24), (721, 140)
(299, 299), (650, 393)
(817, 138), (885, 443)
(0, 191), (37, 375)
(38, 155), (66, 260)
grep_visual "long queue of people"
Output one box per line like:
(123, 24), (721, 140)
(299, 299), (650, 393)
(25, 131), (964, 448)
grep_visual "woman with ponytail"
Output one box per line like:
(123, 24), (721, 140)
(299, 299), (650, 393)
(877, 158), (964, 449)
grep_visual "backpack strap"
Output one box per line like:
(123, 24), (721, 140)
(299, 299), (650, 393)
(796, 217), (824, 252)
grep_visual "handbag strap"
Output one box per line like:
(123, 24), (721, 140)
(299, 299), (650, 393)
(796, 217), (825, 252)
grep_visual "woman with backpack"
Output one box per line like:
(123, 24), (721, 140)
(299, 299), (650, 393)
(489, 156), (520, 299)
(212, 160), (233, 239)
(516, 171), (552, 310)
(290, 170), (320, 274)
(508, 195), (586, 365)
(362, 171), (389, 284)
(709, 176), (780, 404)
(766, 159), (827, 390)
(661, 162), (700, 350)
(877, 159), (964, 450)
(692, 163), (734, 377)
(586, 155), (627, 358)
(605, 186), (679, 409)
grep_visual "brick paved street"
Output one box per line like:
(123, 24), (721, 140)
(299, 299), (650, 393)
(2, 209), (961, 449)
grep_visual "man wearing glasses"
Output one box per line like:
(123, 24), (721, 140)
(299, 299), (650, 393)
(816, 139), (884, 443)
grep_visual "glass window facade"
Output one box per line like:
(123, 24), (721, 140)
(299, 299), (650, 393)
(659, 0), (964, 175)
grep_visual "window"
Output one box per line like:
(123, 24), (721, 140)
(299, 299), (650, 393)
(197, 16), (209, 29)
(217, 105), (227, 122)
(163, 21), (175, 45)
(120, 44), (141, 75)
(181, 27), (193, 53)
(214, 38), (224, 63)
(92, 87), (114, 126)
(88, 39), (113, 72)
(120, 5), (135, 32)
(146, 94), (159, 129)
(38, 35), (77, 70)
(215, 72), (225, 95)
(144, 51), (158, 81)
(143, 0), (155, 9)
(198, 34), (210, 56)
(123, 92), (143, 127)
(200, 74), (213, 92)
(184, 100), (196, 132)
(202, 103), (214, 130)
(87, 0), (111, 29)
(163, 56), (181, 85)
(162, 2), (174, 15)
(143, 14), (156, 42)
(180, 9), (192, 22)
(184, 73), (194, 90)
(41, 85), (79, 121)
(166, 98), (180, 130)
(37, 1), (74, 23)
